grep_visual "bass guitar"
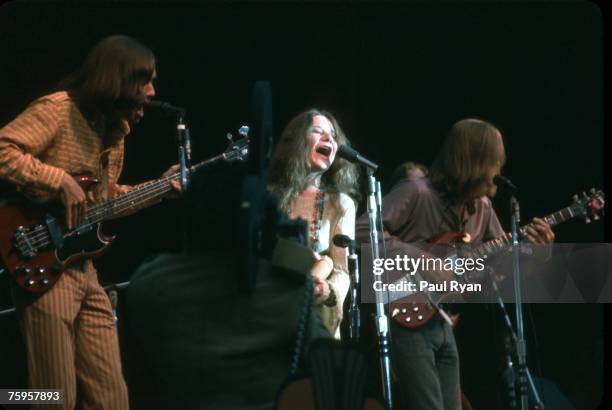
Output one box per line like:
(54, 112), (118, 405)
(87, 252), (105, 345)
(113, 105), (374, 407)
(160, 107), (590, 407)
(0, 131), (249, 294)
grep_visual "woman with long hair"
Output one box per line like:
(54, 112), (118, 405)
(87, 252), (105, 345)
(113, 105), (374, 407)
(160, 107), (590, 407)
(268, 109), (360, 338)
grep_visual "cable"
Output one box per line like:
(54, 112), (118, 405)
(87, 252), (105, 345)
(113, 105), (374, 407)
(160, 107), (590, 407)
(290, 267), (314, 375)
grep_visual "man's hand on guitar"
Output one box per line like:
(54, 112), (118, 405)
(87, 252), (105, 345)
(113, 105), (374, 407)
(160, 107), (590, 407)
(525, 217), (555, 243)
(60, 173), (88, 230)
(162, 164), (182, 197)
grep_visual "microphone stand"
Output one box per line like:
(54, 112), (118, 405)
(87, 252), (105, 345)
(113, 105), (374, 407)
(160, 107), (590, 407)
(376, 181), (387, 259)
(489, 271), (545, 409)
(176, 116), (191, 247)
(510, 194), (530, 410)
(366, 168), (393, 410)
(176, 117), (192, 192)
(347, 243), (361, 343)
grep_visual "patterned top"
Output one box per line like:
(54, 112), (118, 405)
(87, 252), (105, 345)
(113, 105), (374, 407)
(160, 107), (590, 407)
(288, 190), (356, 339)
(0, 91), (130, 202)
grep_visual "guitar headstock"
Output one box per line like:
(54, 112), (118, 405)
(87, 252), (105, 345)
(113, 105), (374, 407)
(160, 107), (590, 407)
(223, 125), (250, 162)
(571, 188), (605, 224)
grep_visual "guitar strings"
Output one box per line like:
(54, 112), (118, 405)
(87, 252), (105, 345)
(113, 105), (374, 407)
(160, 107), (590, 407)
(16, 142), (248, 251)
(22, 158), (218, 248)
(23, 173), (178, 248)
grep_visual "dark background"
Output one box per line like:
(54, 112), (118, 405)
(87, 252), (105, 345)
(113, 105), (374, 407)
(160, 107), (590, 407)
(0, 1), (605, 409)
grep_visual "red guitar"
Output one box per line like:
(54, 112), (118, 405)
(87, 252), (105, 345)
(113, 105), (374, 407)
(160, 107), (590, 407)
(389, 189), (605, 329)
(0, 133), (248, 294)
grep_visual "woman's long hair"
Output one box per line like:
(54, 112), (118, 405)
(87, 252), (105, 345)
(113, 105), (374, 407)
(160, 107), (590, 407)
(429, 118), (506, 201)
(59, 35), (155, 122)
(268, 109), (360, 211)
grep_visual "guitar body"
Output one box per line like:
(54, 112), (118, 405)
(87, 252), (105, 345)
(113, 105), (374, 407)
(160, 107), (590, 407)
(0, 176), (115, 294)
(0, 130), (251, 295)
(389, 230), (470, 330)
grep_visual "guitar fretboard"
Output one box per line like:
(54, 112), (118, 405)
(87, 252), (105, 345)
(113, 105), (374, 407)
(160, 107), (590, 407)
(84, 157), (217, 224)
(465, 202), (584, 259)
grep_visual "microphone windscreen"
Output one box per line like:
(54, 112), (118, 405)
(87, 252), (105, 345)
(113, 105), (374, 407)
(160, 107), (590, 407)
(146, 100), (185, 117)
(493, 175), (517, 190)
(146, 100), (164, 109)
(336, 145), (359, 162)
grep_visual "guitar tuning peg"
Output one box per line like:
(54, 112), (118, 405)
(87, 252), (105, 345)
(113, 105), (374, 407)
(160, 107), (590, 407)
(226, 132), (234, 142)
(590, 188), (596, 195)
(584, 216), (591, 224)
(238, 125), (250, 137)
(593, 214), (600, 221)
(582, 191), (588, 198)
(572, 194), (579, 202)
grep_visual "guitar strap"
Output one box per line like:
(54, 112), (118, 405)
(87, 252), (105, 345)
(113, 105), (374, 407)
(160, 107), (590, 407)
(99, 150), (111, 201)
(439, 199), (471, 234)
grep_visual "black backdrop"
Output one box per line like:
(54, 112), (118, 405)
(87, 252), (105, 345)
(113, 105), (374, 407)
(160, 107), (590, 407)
(0, 1), (606, 409)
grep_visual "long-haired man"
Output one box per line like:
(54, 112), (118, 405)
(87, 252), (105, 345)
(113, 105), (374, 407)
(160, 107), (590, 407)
(356, 118), (554, 410)
(0, 35), (178, 409)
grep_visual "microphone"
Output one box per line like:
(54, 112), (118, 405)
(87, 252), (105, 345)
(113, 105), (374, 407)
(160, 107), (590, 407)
(336, 145), (378, 170)
(147, 100), (186, 117)
(494, 175), (517, 192)
(333, 234), (358, 250)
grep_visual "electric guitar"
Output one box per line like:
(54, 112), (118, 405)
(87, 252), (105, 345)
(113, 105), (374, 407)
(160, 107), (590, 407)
(0, 131), (249, 294)
(389, 189), (605, 329)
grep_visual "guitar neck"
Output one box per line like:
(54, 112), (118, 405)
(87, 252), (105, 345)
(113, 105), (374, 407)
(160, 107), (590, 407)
(470, 202), (581, 258)
(84, 158), (216, 223)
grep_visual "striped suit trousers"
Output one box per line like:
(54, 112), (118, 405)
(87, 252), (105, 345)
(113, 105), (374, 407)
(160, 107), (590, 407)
(13, 259), (129, 410)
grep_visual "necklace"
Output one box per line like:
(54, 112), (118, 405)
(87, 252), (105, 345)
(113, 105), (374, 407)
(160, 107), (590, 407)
(288, 189), (325, 251)
(310, 189), (325, 251)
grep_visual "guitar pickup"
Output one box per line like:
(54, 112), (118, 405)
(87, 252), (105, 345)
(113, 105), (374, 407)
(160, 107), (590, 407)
(12, 226), (37, 259)
(45, 215), (65, 249)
